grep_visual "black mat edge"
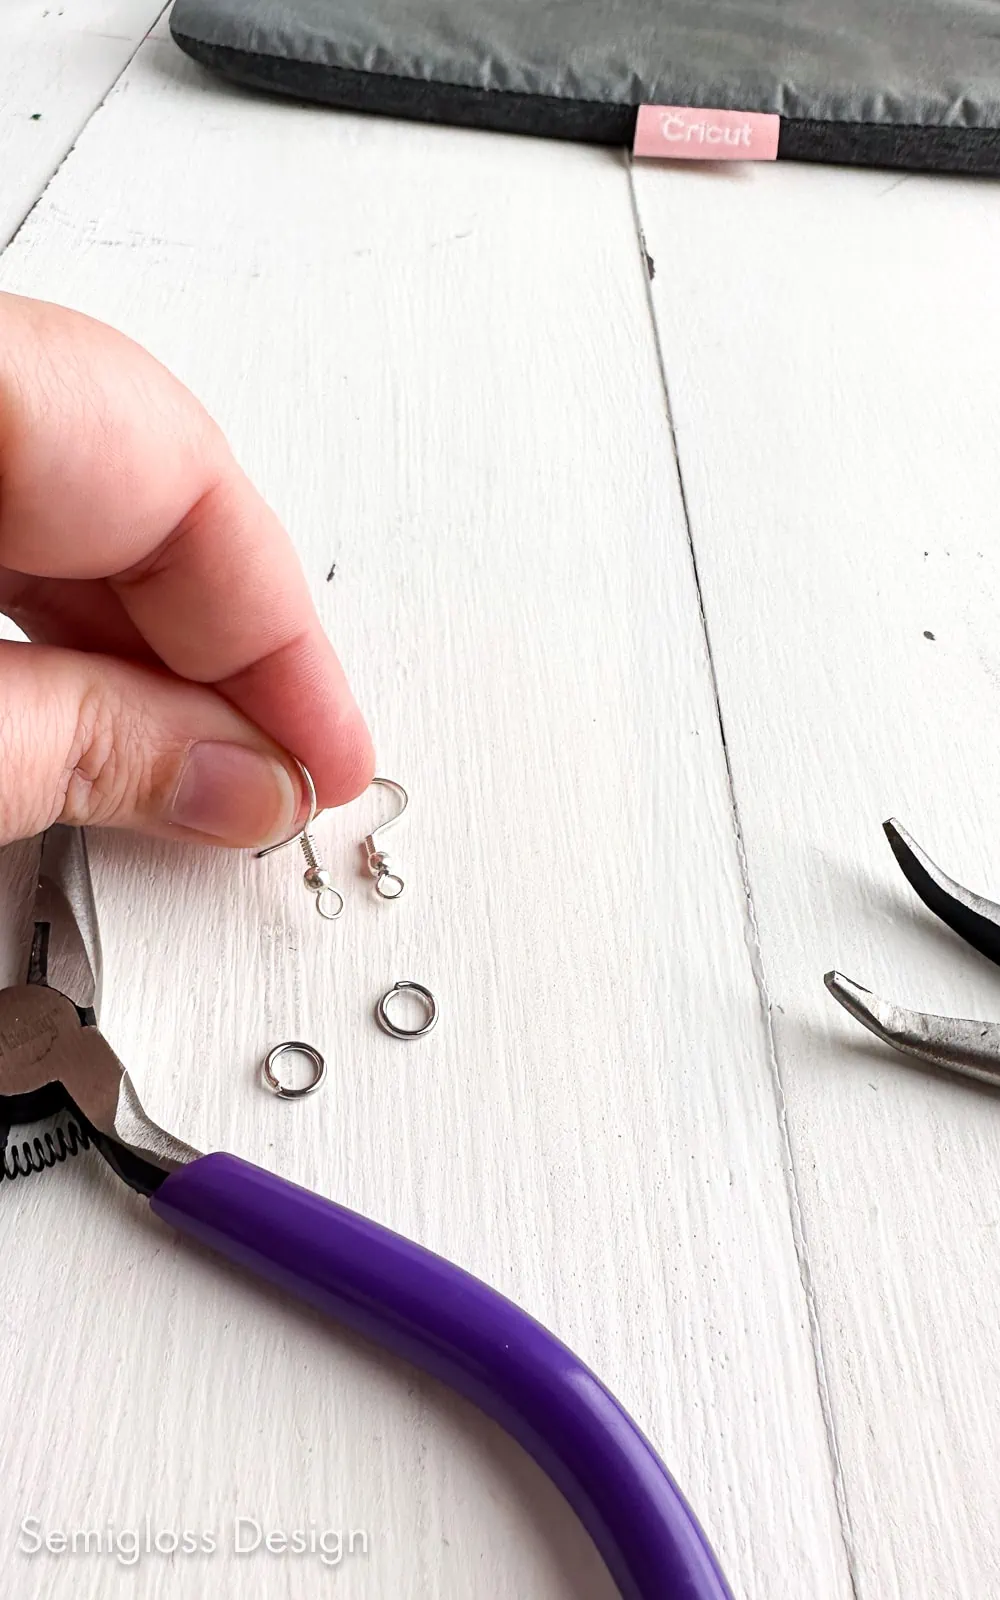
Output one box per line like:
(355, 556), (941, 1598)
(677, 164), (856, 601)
(171, 29), (1000, 176)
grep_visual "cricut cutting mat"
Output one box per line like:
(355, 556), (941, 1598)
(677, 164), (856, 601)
(170, 0), (1000, 173)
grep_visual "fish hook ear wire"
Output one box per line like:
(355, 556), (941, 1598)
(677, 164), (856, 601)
(255, 759), (345, 922)
(363, 777), (408, 900)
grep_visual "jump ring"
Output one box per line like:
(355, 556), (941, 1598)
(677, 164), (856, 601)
(375, 871), (405, 901)
(262, 1041), (326, 1098)
(375, 981), (438, 1040)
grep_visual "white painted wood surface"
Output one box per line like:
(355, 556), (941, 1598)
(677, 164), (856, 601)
(2, 15), (995, 1600)
(633, 157), (1000, 1599)
(0, 42), (853, 1596)
(0, 1), (166, 249)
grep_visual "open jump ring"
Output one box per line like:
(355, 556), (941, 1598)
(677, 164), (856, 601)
(262, 1041), (327, 1099)
(375, 981), (438, 1040)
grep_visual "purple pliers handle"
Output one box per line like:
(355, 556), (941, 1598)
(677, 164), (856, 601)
(152, 1154), (733, 1600)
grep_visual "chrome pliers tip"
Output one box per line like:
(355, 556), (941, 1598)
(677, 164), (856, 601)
(827, 818), (1000, 1087)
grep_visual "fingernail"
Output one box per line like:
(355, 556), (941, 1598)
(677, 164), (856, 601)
(169, 741), (302, 847)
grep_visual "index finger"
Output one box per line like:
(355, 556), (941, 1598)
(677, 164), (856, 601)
(0, 292), (373, 807)
(115, 472), (375, 807)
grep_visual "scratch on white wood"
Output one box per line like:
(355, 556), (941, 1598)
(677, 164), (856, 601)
(0, 42), (852, 1600)
(635, 156), (1000, 1600)
(0, 0), (166, 249)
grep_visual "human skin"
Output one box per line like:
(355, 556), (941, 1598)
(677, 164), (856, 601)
(0, 292), (374, 848)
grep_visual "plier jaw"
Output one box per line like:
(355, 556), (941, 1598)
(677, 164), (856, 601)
(827, 819), (1000, 1085)
(26, 824), (104, 1022)
(0, 826), (199, 1194)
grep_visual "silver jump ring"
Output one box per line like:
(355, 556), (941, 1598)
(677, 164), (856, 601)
(374, 868), (405, 901)
(262, 1041), (326, 1099)
(375, 981), (438, 1040)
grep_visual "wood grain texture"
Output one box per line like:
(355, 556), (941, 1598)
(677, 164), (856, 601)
(0, 37), (853, 1600)
(634, 156), (1000, 1599)
(0, 1), (166, 248)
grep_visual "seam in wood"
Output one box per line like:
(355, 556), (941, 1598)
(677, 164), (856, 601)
(623, 154), (863, 1600)
(0, 5), (171, 260)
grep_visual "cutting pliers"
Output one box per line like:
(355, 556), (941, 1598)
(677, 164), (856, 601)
(0, 825), (733, 1600)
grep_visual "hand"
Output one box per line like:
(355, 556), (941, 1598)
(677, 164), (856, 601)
(0, 293), (374, 848)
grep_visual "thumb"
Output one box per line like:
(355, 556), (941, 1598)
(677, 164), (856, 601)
(0, 641), (309, 848)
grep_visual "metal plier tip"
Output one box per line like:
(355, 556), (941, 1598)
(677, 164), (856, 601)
(826, 819), (1000, 1087)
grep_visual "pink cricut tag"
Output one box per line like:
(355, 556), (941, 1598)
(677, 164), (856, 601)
(634, 105), (780, 161)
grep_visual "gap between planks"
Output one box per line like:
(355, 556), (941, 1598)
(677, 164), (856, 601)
(0, 2), (171, 257)
(623, 149), (863, 1600)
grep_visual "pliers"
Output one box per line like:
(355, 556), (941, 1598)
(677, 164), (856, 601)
(0, 825), (733, 1600)
(827, 819), (1000, 1084)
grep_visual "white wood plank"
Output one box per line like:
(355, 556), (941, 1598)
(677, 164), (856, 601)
(0, 49), (851, 1600)
(634, 155), (1000, 1600)
(0, 0), (166, 249)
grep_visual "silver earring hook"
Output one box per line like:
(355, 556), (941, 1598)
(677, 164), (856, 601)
(364, 777), (408, 900)
(255, 760), (345, 921)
